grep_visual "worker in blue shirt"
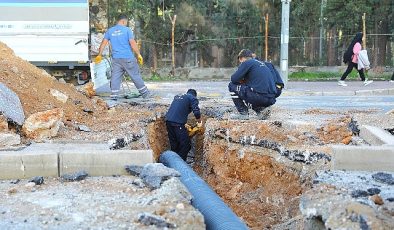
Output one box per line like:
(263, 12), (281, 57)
(228, 49), (278, 119)
(165, 89), (201, 161)
(96, 14), (152, 100)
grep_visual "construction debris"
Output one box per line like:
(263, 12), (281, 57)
(138, 212), (176, 228)
(0, 115), (7, 131)
(0, 133), (20, 147)
(28, 176), (44, 185)
(139, 163), (181, 190)
(0, 83), (25, 125)
(124, 165), (143, 176)
(61, 170), (88, 182)
(22, 108), (64, 140)
(0, 42), (96, 120)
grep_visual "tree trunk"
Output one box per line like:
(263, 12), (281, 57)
(327, 28), (336, 66)
(151, 44), (157, 71)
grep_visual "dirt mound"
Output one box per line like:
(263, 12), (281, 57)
(0, 42), (95, 121)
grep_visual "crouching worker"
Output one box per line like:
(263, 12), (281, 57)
(165, 89), (201, 161)
(228, 49), (280, 120)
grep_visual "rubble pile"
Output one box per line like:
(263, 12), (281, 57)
(0, 42), (96, 120)
(0, 176), (205, 229)
(302, 171), (394, 229)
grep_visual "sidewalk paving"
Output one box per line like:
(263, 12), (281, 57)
(143, 80), (394, 98)
(284, 81), (394, 96)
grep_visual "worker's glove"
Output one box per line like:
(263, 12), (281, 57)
(185, 124), (192, 131)
(137, 54), (144, 65)
(94, 55), (102, 64)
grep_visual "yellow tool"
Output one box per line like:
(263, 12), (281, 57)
(94, 55), (102, 64)
(137, 54), (144, 65)
(185, 123), (203, 137)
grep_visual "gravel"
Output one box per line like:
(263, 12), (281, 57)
(0, 176), (205, 229)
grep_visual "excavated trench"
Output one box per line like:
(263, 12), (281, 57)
(146, 110), (355, 229)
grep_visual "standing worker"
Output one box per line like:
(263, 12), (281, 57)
(165, 89), (201, 161)
(96, 14), (153, 100)
(228, 49), (279, 120)
(339, 32), (373, 87)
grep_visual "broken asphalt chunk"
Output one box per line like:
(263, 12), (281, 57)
(348, 117), (360, 136)
(108, 134), (142, 150)
(138, 212), (176, 228)
(77, 125), (91, 132)
(82, 108), (93, 114)
(372, 172), (394, 185)
(139, 163), (180, 190)
(351, 190), (369, 198)
(0, 83), (25, 125)
(10, 179), (20, 184)
(61, 170), (88, 182)
(367, 188), (381, 196)
(29, 176), (44, 185)
(124, 165), (143, 176)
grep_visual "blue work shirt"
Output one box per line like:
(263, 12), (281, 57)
(231, 58), (277, 96)
(104, 25), (134, 59)
(165, 93), (201, 124)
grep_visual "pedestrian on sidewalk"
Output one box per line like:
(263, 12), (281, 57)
(390, 72), (394, 83)
(96, 14), (153, 100)
(165, 89), (201, 161)
(228, 49), (278, 120)
(339, 32), (373, 87)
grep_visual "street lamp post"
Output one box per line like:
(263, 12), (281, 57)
(280, 0), (291, 87)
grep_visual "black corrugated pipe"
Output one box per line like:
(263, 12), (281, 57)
(159, 151), (249, 230)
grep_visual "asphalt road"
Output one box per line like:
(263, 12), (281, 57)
(106, 81), (394, 113)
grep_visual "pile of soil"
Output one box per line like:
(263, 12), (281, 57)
(0, 42), (96, 121)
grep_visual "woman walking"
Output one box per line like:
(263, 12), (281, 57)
(339, 32), (373, 86)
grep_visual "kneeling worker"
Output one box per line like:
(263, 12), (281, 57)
(165, 89), (201, 161)
(229, 49), (279, 119)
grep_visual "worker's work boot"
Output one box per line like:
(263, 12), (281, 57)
(256, 108), (271, 120)
(141, 90), (155, 99)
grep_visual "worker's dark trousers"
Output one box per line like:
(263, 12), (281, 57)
(166, 121), (191, 161)
(228, 82), (276, 114)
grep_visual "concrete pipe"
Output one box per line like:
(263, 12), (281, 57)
(159, 151), (248, 230)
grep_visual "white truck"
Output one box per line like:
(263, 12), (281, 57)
(0, 0), (90, 83)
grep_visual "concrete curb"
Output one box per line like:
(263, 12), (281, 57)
(0, 143), (154, 179)
(332, 145), (394, 171)
(0, 151), (58, 179)
(360, 125), (394, 146)
(283, 88), (394, 97)
(60, 150), (153, 176)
